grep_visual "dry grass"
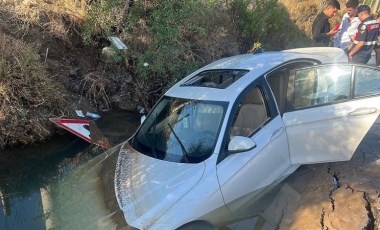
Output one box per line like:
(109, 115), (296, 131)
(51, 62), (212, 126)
(0, 34), (68, 148)
(279, 0), (346, 38)
(80, 71), (111, 111)
(1, 0), (86, 42)
(11, 0), (87, 22)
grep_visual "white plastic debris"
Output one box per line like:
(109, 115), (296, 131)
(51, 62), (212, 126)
(108, 36), (128, 50)
(140, 115), (146, 124)
(75, 110), (85, 117)
(332, 175), (340, 188)
(143, 62), (149, 67)
(86, 112), (101, 119)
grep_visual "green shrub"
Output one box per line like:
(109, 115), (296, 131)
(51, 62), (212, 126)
(229, 0), (310, 50)
(82, 0), (310, 109)
(83, 0), (226, 109)
(82, 0), (128, 45)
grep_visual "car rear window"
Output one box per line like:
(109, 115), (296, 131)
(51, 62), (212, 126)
(181, 69), (249, 89)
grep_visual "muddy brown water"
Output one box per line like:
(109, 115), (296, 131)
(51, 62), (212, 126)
(0, 113), (379, 230)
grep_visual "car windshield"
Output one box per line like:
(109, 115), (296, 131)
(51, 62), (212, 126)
(132, 96), (228, 163)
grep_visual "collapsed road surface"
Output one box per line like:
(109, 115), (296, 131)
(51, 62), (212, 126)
(280, 117), (380, 230)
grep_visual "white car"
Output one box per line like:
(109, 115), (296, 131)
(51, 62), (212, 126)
(114, 47), (380, 229)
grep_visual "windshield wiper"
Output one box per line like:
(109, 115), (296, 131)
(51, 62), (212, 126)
(167, 122), (190, 163)
(175, 113), (189, 123)
(145, 113), (158, 158)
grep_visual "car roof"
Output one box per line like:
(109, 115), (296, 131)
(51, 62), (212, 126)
(165, 47), (347, 102)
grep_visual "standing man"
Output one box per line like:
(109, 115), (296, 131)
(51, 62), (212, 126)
(375, 12), (380, 66)
(333, 0), (360, 53)
(312, 0), (341, 46)
(349, 5), (379, 64)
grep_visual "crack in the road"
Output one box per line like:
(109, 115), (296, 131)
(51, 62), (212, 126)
(346, 184), (354, 193)
(274, 209), (285, 230)
(360, 148), (366, 165)
(329, 190), (336, 212)
(363, 192), (375, 230)
(320, 208), (326, 230)
(327, 167), (340, 213)
(359, 139), (375, 165)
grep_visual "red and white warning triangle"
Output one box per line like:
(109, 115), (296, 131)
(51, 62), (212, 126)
(49, 118), (111, 148)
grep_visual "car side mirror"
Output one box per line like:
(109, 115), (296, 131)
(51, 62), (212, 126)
(228, 136), (256, 152)
(140, 115), (146, 124)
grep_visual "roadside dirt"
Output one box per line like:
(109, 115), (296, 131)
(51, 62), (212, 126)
(280, 119), (380, 230)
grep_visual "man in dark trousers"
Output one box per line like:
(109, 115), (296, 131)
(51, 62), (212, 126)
(312, 0), (341, 46)
(348, 5), (379, 64)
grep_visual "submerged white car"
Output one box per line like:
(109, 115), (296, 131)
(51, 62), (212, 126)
(114, 47), (380, 229)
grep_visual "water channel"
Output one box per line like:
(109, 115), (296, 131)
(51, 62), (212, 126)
(0, 111), (379, 230)
(0, 111), (140, 230)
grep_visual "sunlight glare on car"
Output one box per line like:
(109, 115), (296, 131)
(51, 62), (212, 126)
(327, 66), (342, 83)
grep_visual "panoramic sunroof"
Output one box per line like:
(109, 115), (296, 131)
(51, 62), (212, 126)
(181, 69), (249, 89)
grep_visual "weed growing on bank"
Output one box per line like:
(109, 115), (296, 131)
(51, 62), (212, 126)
(0, 35), (68, 148)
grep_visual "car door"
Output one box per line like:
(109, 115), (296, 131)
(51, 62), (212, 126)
(284, 64), (380, 164)
(216, 79), (293, 211)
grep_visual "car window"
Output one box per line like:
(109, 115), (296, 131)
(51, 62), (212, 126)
(229, 86), (269, 137)
(132, 96), (228, 163)
(266, 61), (317, 115)
(354, 66), (380, 98)
(181, 69), (249, 88)
(293, 65), (352, 109)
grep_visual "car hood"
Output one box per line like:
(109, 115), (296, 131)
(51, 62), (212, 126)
(114, 141), (206, 229)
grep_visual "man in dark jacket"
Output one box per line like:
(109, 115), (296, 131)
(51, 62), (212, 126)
(312, 0), (341, 46)
(348, 5), (379, 64)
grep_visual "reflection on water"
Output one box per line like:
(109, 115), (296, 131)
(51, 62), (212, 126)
(0, 111), (140, 230)
(0, 192), (44, 230)
(47, 144), (136, 230)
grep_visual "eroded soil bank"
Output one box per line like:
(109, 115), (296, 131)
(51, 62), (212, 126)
(280, 118), (380, 230)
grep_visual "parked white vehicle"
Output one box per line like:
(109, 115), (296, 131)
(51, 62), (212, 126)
(114, 47), (380, 229)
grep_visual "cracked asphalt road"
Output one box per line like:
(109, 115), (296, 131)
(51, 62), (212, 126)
(279, 118), (380, 230)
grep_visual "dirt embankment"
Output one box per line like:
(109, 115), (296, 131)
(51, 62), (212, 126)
(0, 0), (142, 112)
(0, 0), (246, 147)
(0, 0), (142, 147)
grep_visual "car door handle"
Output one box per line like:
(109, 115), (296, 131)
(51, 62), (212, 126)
(348, 107), (377, 117)
(270, 127), (284, 141)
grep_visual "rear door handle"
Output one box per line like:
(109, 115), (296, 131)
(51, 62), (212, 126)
(270, 127), (284, 141)
(348, 107), (377, 117)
